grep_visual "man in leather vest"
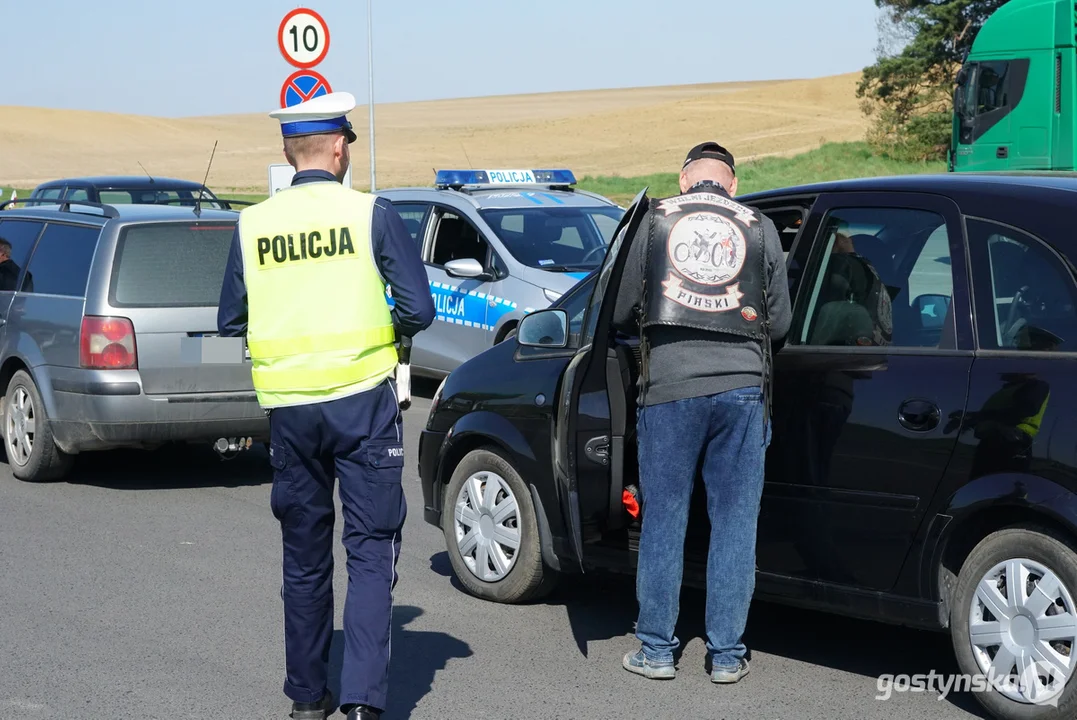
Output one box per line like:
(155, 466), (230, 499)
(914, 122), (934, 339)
(613, 142), (792, 684)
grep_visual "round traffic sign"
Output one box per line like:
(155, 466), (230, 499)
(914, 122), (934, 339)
(280, 69), (333, 108)
(278, 8), (330, 69)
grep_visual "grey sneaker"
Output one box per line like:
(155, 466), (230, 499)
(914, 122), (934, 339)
(711, 658), (749, 684)
(622, 649), (676, 679)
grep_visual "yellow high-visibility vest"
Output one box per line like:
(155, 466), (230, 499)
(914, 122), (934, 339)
(238, 180), (397, 408)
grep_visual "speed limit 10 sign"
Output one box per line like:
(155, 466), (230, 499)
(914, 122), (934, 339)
(278, 8), (330, 69)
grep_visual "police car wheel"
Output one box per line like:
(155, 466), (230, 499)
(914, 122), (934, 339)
(950, 525), (1077, 720)
(3, 370), (73, 483)
(442, 448), (555, 603)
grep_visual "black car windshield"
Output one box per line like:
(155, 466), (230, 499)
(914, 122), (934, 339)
(479, 206), (624, 271)
(96, 188), (222, 207)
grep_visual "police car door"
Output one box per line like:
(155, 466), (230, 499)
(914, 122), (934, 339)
(420, 207), (495, 374)
(552, 190), (648, 569)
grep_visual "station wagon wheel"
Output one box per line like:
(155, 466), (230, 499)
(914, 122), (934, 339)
(453, 469), (520, 581)
(6, 386), (35, 467)
(3, 370), (73, 482)
(442, 447), (557, 603)
(951, 526), (1077, 719)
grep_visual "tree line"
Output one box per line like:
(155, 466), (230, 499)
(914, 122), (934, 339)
(857, 0), (1008, 161)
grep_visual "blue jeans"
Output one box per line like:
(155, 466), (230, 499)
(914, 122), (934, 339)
(633, 387), (770, 670)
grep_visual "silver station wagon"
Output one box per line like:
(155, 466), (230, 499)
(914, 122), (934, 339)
(0, 198), (266, 482)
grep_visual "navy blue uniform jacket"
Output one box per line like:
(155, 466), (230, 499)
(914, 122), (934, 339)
(217, 170), (435, 339)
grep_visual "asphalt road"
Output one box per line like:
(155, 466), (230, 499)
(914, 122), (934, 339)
(0, 381), (991, 720)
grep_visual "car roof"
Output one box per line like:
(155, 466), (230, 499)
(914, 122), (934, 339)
(377, 185), (619, 210)
(35, 176), (209, 189)
(1, 202), (238, 226)
(740, 171), (1077, 202)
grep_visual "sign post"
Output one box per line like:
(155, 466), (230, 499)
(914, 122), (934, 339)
(367, 0), (377, 192)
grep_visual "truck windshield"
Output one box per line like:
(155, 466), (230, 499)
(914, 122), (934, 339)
(479, 205), (625, 271)
(955, 64), (978, 141)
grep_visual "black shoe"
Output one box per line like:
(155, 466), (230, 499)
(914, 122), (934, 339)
(291, 691), (335, 720)
(345, 705), (381, 720)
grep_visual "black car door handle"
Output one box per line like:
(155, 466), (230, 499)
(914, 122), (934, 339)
(898, 399), (941, 432)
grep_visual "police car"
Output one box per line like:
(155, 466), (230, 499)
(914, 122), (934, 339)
(377, 169), (624, 378)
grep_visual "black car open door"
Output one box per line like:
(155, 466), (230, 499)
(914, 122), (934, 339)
(552, 189), (649, 570)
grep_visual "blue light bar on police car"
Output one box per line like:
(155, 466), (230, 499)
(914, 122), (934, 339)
(434, 168), (577, 188)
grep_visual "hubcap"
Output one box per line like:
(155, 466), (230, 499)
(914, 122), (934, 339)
(453, 470), (520, 582)
(5, 387), (35, 467)
(969, 557), (1077, 705)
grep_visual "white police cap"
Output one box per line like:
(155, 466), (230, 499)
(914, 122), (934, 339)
(269, 91), (358, 144)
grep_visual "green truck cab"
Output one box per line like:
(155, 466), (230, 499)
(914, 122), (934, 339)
(951, 0), (1075, 171)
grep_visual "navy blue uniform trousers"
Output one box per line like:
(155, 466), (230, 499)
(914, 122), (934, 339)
(267, 377), (405, 712)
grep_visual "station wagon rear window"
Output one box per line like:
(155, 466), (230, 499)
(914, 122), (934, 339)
(109, 222), (235, 307)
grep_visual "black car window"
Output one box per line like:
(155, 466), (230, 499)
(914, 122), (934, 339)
(430, 210), (488, 267)
(0, 219), (45, 292)
(21, 223), (100, 296)
(967, 219), (1077, 352)
(65, 188), (90, 202)
(33, 188), (63, 201)
(390, 202), (431, 250)
(798, 207), (954, 349)
(565, 275), (596, 346)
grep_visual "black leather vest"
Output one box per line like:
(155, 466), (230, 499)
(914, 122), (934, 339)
(641, 190), (767, 340)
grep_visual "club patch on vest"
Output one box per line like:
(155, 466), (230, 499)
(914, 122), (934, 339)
(660, 210), (748, 313)
(656, 193), (758, 225)
(255, 227), (356, 267)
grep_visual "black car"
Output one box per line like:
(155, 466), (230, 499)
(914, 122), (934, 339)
(419, 172), (1077, 720)
(29, 176), (242, 209)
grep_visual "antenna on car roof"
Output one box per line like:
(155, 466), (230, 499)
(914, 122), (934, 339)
(460, 142), (474, 169)
(195, 140), (218, 218)
(137, 161), (154, 183)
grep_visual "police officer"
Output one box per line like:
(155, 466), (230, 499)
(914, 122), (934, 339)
(612, 142), (792, 684)
(217, 91), (435, 720)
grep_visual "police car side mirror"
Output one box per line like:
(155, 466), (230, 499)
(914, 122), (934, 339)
(444, 258), (485, 280)
(517, 309), (568, 349)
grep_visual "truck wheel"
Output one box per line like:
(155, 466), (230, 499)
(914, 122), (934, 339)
(950, 525), (1077, 719)
(442, 447), (556, 603)
(4, 370), (73, 482)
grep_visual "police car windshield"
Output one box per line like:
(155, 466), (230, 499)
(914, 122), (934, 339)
(479, 206), (624, 271)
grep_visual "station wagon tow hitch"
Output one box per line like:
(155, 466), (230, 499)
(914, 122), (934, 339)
(213, 437), (254, 460)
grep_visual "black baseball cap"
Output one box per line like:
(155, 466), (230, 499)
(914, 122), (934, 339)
(683, 142), (735, 174)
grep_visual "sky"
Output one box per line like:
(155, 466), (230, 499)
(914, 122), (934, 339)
(1, 0), (883, 117)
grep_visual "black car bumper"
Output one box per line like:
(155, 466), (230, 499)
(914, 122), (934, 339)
(418, 429), (446, 527)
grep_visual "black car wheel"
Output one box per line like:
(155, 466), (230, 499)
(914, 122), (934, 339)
(442, 447), (556, 603)
(950, 525), (1077, 719)
(4, 370), (73, 482)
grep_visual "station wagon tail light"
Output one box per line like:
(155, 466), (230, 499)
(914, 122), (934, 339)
(80, 316), (137, 369)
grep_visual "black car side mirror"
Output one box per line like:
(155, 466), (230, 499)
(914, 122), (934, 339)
(517, 309), (568, 349)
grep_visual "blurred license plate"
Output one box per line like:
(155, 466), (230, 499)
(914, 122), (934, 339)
(181, 335), (248, 364)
